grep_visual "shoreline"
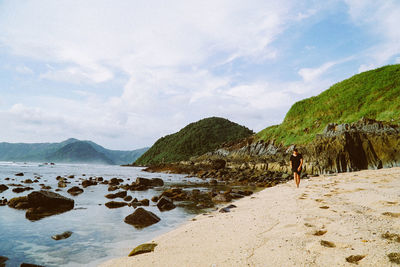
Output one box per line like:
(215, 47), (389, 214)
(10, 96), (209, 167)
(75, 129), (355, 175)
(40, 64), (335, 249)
(100, 167), (400, 266)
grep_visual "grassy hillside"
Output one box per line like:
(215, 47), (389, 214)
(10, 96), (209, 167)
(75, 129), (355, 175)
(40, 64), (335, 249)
(257, 64), (400, 145)
(135, 117), (254, 165)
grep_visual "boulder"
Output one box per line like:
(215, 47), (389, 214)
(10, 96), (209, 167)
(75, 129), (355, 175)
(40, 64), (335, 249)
(156, 196), (176, 211)
(24, 191), (74, 221)
(67, 186), (84, 196)
(140, 199), (150, 206)
(0, 256), (9, 266)
(20, 263), (44, 267)
(0, 184), (9, 193)
(105, 201), (128, 209)
(212, 193), (232, 203)
(8, 196), (30, 209)
(15, 172), (24, 176)
(105, 191), (127, 199)
(151, 196), (159, 202)
(0, 198), (7, 206)
(124, 195), (133, 202)
(51, 231), (73, 240)
(128, 243), (157, 257)
(124, 208), (161, 228)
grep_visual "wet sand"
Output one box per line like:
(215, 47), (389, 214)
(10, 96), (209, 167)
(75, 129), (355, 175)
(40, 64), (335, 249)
(100, 167), (400, 267)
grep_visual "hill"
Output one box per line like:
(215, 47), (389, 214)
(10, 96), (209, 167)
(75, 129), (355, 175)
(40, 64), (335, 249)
(0, 138), (148, 165)
(134, 117), (254, 166)
(257, 64), (400, 145)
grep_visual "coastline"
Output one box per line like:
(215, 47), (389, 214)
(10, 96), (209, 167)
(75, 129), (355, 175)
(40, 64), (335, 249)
(100, 167), (400, 267)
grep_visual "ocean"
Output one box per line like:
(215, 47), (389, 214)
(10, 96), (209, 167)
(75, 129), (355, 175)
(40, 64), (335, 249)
(0, 162), (208, 266)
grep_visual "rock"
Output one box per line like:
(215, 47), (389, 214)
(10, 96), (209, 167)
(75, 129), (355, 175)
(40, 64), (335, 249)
(388, 253), (400, 264)
(124, 207), (161, 228)
(209, 179), (218, 185)
(151, 196), (159, 202)
(12, 187), (33, 193)
(345, 255), (366, 264)
(40, 185), (52, 190)
(150, 178), (164, 186)
(313, 230), (327, 236)
(8, 196), (30, 209)
(105, 201), (128, 209)
(24, 190), (74, 221)
(135, 177), (152, 186)
(108, 185), (118, 191)
(105, 191), (127, 199)
(58, 181), (67, 188)
(20, 264), (44, 267)
(68, 175), (75, 178)
(281, 173), (290, 179)
(82, 180), (97, 188)
(128, 243), (157, 257)
(0, 198), (7, 206)
(0, 184), (9, 193)
(320, 240), (336, 248)
(109, 178), (120, 186)
(15, 172), (24, 176)
(23, 179), (33, 184)
(210, 159), (226, 169)
(124, 195), (133, 202)
(51, 231), (73, 240)
(0, 256), (9, 266)
(156, 196), (176, 211)
(67, 186), (84, 196)
(140, 199), (150, 206)
(219, 204), (237, 213)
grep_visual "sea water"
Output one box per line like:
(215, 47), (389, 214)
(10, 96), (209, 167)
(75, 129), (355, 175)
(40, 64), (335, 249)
(0, 162), (207, 267)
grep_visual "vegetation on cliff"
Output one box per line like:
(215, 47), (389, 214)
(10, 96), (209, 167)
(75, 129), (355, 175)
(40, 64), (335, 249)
(134, 117), (254, 165)
(257, 64), (400, 145)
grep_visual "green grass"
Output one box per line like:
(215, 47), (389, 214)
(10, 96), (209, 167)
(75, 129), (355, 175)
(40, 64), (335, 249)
(257, 64), (400, 145)
(134, 117), (254, 165)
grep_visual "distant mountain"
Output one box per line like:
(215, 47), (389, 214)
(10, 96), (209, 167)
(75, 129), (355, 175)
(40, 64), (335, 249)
(0, 138), (148, 165)
(134, 117), (254, 166)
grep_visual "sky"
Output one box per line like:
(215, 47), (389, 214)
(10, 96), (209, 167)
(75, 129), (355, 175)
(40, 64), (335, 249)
(0, 0), (399, 150)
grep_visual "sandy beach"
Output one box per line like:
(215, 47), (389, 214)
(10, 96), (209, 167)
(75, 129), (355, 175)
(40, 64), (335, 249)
(100, 167), (400, 267)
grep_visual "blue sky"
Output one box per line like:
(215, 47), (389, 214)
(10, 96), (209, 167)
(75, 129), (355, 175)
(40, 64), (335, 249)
(0, 0), (399, 150)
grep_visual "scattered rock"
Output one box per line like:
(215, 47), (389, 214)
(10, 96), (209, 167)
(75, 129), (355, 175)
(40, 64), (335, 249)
(0, 198), (7, 206)
(108, 185), (118, 191)
(58, 181), (67, 188)
(151, 196), (159, 202)
(128, 243), (157, 256)
(105, 191), (127, 199)
(124, 195), (133, 202)
(157, 196), (176, 211)
(52, 231), (73, 240)
(388, 253), (400, 264)
(0, 184), (9, 193)
(23, 179), (33, 184)
(12, 187), (33, 193)
(124, 207), (161, 228)
(67, 186), (84, 196)
(82, 179), (97, 188)
(15, 173), (24, 176)
(320, 240), (336, 248)
(219, 204), (237, 213)
(212, 193), (232, 203)
(345, 255), (366, 264)
(140, 198), (150, 206)
(105, 201), (128, 209)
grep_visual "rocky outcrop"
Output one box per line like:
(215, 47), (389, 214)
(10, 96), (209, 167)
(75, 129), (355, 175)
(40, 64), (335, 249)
(203, 118), (400, 175)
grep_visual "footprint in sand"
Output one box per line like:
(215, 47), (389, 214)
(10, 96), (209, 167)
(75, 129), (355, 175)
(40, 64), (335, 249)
(313, 230), (327, 236)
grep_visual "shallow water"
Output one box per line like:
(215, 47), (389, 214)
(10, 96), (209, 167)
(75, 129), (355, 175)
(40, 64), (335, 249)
(0, 162), (208, 267)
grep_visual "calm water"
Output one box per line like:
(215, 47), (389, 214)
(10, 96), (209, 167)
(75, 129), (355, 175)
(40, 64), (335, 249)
(0, 162), (209, 267)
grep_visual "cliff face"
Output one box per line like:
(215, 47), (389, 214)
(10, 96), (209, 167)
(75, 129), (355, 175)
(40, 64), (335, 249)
(202, 119), (400, 175)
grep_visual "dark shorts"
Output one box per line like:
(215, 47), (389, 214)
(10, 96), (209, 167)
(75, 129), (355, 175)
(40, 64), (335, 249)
(292, 167), (302, 175)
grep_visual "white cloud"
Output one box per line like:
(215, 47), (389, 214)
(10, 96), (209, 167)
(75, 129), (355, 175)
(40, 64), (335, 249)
(298, 61), (337, 82)
(15, 65), (33, 74)
(345, 0), (400, 64)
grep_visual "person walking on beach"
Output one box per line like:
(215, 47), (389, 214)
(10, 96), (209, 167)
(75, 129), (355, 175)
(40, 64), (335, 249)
(290, 148), (303, 188)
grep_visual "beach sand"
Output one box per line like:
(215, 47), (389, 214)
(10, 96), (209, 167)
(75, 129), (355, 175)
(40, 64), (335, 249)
(100, 167), (400, 267)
